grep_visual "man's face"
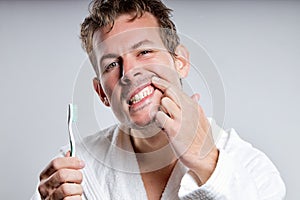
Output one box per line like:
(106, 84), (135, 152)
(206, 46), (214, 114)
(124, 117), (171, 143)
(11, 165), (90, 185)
(92, 12), (184, 128)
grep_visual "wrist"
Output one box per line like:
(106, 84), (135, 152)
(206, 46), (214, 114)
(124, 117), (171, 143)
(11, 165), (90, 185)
(189, 147), (219, 185)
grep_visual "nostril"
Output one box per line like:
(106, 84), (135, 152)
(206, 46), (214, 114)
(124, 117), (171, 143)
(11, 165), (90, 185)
(120, 75), (131, 85)
(120, 69), (143, 85)
(133, 72), (142, 77)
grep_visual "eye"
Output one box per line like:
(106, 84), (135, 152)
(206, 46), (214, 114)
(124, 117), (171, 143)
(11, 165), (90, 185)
(138, 49), (153, 56)
(105, 61), (120, 72)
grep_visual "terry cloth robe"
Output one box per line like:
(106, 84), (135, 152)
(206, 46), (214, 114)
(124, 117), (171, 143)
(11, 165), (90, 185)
(31, 120), (286, 199)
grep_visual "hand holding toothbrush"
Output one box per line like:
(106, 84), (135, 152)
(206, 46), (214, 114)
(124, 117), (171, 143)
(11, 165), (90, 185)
(38, 104), (84, 199)
(38, 151), (85, 199)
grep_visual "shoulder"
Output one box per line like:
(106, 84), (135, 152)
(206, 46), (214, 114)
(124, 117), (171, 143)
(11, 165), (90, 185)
(209, 118), (282, 174)
(214, 122), (283, 180)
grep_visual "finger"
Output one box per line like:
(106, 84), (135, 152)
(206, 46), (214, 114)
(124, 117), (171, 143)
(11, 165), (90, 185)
(161, 97), (181, 120)
(151, 76), (182, 106)
(65, 151), (71, 157)
(51, 183), (83, 199)
(40, 157), (85, 181)
(155, 110), (178, 138)
(38, 169), (83, 199)
(64, 195), (82, 200)
(45, 168), (83, 189)
(191, 93), (200, 102)
(196, 104), (209, 131)
(38, 182), (49, 199)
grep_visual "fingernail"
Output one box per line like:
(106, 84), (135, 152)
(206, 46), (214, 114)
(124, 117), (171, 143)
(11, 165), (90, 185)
(152, 76), (160, 83)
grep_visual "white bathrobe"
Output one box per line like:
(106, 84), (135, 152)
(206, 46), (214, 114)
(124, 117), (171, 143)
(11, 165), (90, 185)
(32, 121), (286, 199)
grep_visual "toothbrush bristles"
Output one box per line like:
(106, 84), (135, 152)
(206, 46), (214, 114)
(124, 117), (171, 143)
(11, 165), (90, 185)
(71, 104), (78, 122)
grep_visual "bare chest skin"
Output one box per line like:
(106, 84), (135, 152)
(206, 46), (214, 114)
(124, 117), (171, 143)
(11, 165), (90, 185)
(129, 132), (178, 199)
(140, 161), (177, 200)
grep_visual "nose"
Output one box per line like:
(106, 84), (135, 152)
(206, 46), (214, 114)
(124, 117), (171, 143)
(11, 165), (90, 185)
(119, 55), (144, 85)
(120, 68), (144, 86)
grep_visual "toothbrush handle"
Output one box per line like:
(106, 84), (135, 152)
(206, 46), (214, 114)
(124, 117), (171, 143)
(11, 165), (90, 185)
(68, 123), (75, 157)
(68, 104), (76, 157)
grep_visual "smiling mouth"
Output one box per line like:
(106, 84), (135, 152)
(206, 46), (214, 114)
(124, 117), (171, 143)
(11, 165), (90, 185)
(128, 84), (155, 106)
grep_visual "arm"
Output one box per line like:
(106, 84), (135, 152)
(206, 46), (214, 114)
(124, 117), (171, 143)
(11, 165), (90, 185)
(150, 73), (285, 199)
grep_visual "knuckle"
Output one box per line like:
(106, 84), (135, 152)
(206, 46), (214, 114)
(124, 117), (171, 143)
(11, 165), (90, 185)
(38, 181), (56, 200)
(38, 184), (47, 198)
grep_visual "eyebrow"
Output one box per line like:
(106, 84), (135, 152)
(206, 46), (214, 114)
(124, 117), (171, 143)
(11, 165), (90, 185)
(100, 53), (119, 65)
(130, 39), (154, 50)
(100, 39), (154, 65)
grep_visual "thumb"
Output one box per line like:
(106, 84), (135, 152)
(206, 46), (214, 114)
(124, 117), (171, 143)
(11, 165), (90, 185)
(65, 150), (71, 157)
(191, 93), (200, 102)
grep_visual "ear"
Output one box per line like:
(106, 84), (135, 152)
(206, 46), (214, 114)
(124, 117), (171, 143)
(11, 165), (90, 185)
(174, 44), (190, 78)
(93, 77), (110, 107)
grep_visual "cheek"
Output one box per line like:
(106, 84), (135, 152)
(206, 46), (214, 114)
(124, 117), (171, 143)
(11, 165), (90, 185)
(156, 53), (176, 69)
(153, 54), (182, 87)
(103, 85), (113, 100)
(101, 77), (116, 100)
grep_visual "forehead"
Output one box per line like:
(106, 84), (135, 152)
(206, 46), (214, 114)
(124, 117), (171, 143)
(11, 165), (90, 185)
(92, 12), (164, 55)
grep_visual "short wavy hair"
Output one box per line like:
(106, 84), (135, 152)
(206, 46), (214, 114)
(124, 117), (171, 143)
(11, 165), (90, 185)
(80, 0), (180, 73)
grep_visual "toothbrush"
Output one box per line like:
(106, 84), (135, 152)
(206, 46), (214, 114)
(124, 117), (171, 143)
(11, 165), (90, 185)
(68, 104), (77, 157)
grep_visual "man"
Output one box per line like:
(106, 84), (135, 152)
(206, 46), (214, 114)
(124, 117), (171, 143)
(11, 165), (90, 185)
(33, 0), (286, 199)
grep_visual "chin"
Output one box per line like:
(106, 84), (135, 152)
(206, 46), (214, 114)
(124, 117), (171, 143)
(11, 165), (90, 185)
(129, 114), (156, 129)
(128, 117), (162, 138)
(118, 105), (162, 138)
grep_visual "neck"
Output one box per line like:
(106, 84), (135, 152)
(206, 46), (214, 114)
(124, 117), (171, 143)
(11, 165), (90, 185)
(129, 128), (177, 173)
(130, 129), (169, 153)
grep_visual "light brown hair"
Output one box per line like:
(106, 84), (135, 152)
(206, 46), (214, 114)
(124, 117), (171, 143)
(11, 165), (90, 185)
(80, 0), (180, 73)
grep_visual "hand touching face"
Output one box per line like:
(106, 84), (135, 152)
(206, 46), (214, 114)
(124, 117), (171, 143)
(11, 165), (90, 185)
(145, 65), (218, 184)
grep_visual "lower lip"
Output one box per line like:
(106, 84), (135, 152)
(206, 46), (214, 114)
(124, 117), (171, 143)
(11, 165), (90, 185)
(128, 89), (156, 112)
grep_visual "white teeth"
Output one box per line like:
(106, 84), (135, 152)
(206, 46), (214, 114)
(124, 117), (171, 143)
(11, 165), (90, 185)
(130, 86), (154, 104)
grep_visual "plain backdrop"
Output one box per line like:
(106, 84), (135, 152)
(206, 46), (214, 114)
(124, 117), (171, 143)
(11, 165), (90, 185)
(0, 1), (299, 199)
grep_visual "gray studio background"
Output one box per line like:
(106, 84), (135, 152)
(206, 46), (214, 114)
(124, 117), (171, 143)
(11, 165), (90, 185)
(1, 0), (299, 199)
